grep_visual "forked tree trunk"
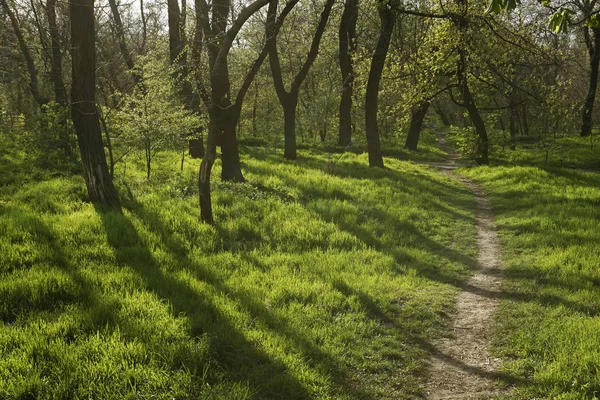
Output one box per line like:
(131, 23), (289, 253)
(404, 101), (430, 151)
(365, 0), (396, 168)
(268, 0), (335, 160)
(70, 0), (119, 205)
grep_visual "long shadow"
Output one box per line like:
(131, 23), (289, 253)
(244, 161), (475, 229)
(95, 204), (314, 399)
(120, 193), (376, 399)
(331, 280), (528, 396)
(0, 206), (101, 325)
(245, 149), (473, 205)
(245, 162), (478, 284)
(246, 158), (600, 321)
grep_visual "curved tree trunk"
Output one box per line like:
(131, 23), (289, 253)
(338, 0), (358, 147)
(433, 102), (451, 126)
(581, 27), (600, 137)
(457, 50), (488, 165)
(453, 0), (488, 165)
(365, 0), (396, 168)
(268, 0), (335, 160)
(70, 0), (119, 205)
(404, 101), (430, 151)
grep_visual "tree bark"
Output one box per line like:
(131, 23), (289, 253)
(70, 0), (119, 205)
(283, 97), (298, 159)
(338, 0), (358, 147)
(268, 0), (335, 160)
(196, 0), (271, 223)
(404, 101), (430, 151)
(581, 27), (600, 137)
(433, 102), (451, 126)
(457, 50), (489, 165)
(365, 1), (396, 168)
(453, 0), (488, 165)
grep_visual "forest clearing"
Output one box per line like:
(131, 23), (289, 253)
(1, 0), (600, 398)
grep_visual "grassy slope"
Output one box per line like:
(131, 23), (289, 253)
(0, 145), (476, 399)
(459, 166), (600, 399)
(490, 136), (600, 171)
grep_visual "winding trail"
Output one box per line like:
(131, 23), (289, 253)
(423, 133), (507, 399)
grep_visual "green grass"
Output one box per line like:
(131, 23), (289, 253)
(490, 136), (600, 171)
(0, 145), (477, 399)
(458, 166), (600, 399)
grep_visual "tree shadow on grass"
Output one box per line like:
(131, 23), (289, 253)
(117, 192), (377, 399)
(244, 162), (478, 284)
(94, 203), (317, 399)
(332, 279), (528, 397)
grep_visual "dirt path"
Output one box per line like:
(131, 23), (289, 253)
(423, 133), (506, 399)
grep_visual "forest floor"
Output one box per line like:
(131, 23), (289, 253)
(2, 129), (600, 399)
(423, 133), (507, 399)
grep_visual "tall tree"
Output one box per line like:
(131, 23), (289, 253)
(581, 26), (600, 137)
(338, 0), (358, 146)
(196, 0), (276, 223)
(1, 0), (46, 106)
(452, 0), (488, 165)
(45, 0), (67, 106)
(70, 0), (119, 205)
(365, 0), (397, 168)
(268, 0), (335, 160)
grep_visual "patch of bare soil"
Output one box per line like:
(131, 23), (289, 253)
(423, 133), (507, 399)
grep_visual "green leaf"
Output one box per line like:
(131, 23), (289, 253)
(486, 0), (503, 14)
(585, 14), (600, 28)
(548, 9), (572, 34)
(486, 0), (520, 14)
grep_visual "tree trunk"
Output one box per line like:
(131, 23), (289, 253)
(221, 114), (245, 181)
(453, 0), (488, 165)
(45, 0), (72, 158)
(509, 90), (517, 150)
(404, 101), (430, 151)
(283, 97), (298, 160)
(98, 109), (115, 177)
(107, 0), (140, 83)
(433, 103), (451, 126)
(1, 0), (46, 106)
(338, 0), (358, 147)
(509, 105), (517, 151)
(46, 0), (67, 105)
(199, 114), (218, 224)
(365, 1), (396, 168)
(268, 0), (335, 160)
(457, 50), (488, 165)
(145, 142), (151, 179)
(581, 27), (600, 137)
(70, 0), (119, 205)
